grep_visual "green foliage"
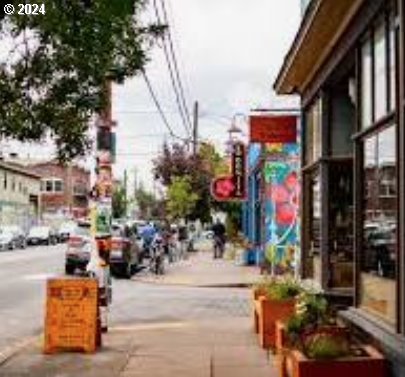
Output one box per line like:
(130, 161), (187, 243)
(286, 292), (329, 340)
(112, 184), (126, 219)
(284, 291), (348, 359)
(166, 176), (199, 220)
(265, 278), (302, 301)
(253, 278), (302, 301)
(153, 142), (232, 223)
(135, 184), (161, 220)
(305, 334), (350, 360)
(0, 0), (164, 161)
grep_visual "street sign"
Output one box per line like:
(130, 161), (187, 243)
(44, 278), (99, 354)
(250, 115), (297, 143)
(211, 142), (246, 202)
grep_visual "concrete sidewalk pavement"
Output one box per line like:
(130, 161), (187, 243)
(132, 247), (262, 288)
(0, 319), (277, 377)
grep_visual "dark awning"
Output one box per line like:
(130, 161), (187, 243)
(274, 0), (365, 95)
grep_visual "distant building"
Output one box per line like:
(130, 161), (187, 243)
(0, 161), (41, 230)
(29, 161), (90, 219)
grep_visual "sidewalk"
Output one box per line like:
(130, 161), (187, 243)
(0, 242), (275, 377)
(132, 244), (262, 288)
(0, 319), (277, 377)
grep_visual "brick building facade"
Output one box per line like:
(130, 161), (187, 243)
(29, 161), (90, 219)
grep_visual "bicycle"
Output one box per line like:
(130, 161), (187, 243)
(149, 239), (165, 275)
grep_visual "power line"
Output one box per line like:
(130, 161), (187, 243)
(154, 0), (192, 135)
(141, 70), (189, 144)
(152, 0), (191, 138)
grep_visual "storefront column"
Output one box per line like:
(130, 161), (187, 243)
(320, 91), (330, 290)
(397, 0), (405, 334)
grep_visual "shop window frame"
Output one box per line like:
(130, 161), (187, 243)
(354, 2), (401, 332)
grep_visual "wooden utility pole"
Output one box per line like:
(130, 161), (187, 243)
(193, 101), (199, 156)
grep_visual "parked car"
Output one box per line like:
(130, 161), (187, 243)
(0, 229), (16, 251)
(363, 227), (396, 278)
(65, 221), (92, 275)
(57, 221), (77, 243)
(0, 225), (26, 249)
(110, 223), (142, 278)
(27, 226), (57, 246)
(202, 230), (214, 239)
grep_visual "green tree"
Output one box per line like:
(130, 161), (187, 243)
(112, 185), (126, 219)
(135, 184), (161, 220)
(166, 176), (199, 220)
(0, 0), (164, 160)
(153, 141), (230, 223)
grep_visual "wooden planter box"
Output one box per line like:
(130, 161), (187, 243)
(252, 288), (265, 334)
(256, 296), (295, 349)
(279, 345), (386, 377)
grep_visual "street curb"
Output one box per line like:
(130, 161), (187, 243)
(130, 278), (255, 289)
(0, 336), (39, 367)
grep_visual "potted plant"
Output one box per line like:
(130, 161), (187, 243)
(253, 278), (302, 349)
(278, 292), (386, 377)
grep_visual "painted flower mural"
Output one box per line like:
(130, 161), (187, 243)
(264, 143), (300, 275)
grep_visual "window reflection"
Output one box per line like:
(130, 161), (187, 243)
(374, 21), (387, 120)
(329, 162), (354, 288)
(305, 99), (322, 164)
(361, 126), (397, 326)
(361, 39), (372, 129)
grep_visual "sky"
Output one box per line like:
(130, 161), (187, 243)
(112, 0), (301, 192)
(1, 0), (302, 193)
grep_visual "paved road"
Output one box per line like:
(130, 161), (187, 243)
(0, 244), (250, 354)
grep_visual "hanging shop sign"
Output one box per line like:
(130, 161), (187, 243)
(250, 115), (297, 144)
(211, 142), (246, 202)
(231, 142), (246, 199)
(44, 278), (99, 354)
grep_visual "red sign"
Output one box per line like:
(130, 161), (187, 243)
(211, 142), (246, 202)
(250, 115), (297, 143)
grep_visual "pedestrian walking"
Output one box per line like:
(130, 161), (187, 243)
(212, 219), (226, 259)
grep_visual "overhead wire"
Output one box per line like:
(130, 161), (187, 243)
(160, 0), (192, 131)
(152, 0), (191, 138)
(153, 0), (192, 136)
(141, 70), (189, 144)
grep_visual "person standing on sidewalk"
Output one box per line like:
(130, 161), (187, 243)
(178, 224), (189, 260)
(212, 219), (226, 259)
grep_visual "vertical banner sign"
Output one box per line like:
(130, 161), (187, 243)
(231, 142), (246, 199)
(211, 141), (246, 201)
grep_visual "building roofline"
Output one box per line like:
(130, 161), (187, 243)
(0, 161), (42, 179)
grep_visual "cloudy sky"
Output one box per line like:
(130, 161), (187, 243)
(2, 0), (302, 192)
(112, 0), (301, 191)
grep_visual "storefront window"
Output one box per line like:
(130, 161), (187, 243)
(360, 125), (397, 326)
(374, 21), (388, 120)
(329, 161), (354, 288)
(305, 99), (322, 164)
(389, 11), (397, 112)
(305, 172), (321, 282)
(361, 39), (372, 129)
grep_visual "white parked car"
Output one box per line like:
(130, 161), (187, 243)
(0, 229), (16, 251)
(27, 226), (57, 246)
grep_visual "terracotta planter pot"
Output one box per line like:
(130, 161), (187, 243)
(256, 296), (296, 349)
(279, 345), (386, 377)
(275, 321), (288, 354)
(252, 288), (266, 334)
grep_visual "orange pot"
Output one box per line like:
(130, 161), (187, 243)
(280, 345), (386, 377)
(252, 288), (266, 334)
(256, 296), (295, 350)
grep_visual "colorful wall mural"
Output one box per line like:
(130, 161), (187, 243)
(263, 143), (300, 275)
